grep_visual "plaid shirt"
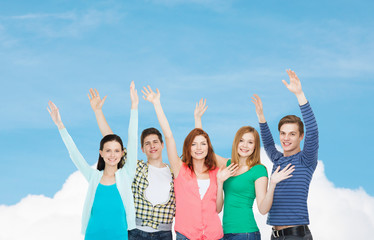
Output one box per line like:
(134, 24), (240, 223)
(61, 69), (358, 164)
(132, 160), (176, 229)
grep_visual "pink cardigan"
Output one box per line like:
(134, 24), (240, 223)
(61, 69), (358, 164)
(174, 163), (223, 240)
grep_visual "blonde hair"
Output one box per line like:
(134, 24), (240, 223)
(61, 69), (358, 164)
(231, 126), (261, 168)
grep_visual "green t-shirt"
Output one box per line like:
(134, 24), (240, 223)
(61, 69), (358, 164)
(222, 160), (268, 234)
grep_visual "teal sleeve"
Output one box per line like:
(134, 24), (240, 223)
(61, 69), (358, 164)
(59, 128), (94, 181)
(252, 164), (268, 180)
(122, 109), (138, 179)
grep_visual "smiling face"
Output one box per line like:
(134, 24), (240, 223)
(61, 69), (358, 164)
(237, 132), (256, 161)
(279, 123), (304, 157)
(99, 140), (124, 168)
(141, 134), (164, 161)
(190, 135), (209, 161)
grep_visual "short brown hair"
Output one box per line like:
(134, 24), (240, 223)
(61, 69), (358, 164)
(278, 115), (304, 135)
(231, 126), (261, 168)
(141, 128), (163, 148)
(181, 128), (217, 172)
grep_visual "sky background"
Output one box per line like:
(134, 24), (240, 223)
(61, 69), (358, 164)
(0, 0), (373, 238)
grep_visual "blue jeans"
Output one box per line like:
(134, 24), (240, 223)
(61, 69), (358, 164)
(224, 231), (261, 240)
(128, 229), (172, 240)
(176, 232), (224, 240)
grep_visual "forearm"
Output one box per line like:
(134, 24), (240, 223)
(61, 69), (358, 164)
(94, 110), (113, 136)
(153, 100), (173, 138)
(59, 128), (91, 179)
(195, 116), (202, 129)
(125, 109), (138, 175)
(216, 182), (224, 213)
(257, 183), (276, 215)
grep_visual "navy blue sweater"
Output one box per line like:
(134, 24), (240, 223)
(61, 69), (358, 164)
(260, 102), (319, 226)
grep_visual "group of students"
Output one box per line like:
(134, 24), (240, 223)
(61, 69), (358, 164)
(47, 69), (318, 240)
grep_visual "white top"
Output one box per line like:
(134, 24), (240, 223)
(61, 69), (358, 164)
(145, 164), (172, 206)
(197, 179), (210, 199)
(138, 164), (173, 232)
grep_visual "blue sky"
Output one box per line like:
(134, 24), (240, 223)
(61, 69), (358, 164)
(1, 0), (373, 205)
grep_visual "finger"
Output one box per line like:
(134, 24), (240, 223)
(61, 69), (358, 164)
(102, 95), (107, 104)
(130, 81), (135, 89)
(89, 88), (95, 97)
(142, 95), (146, 100)
(282, 79), (289, 88)
(142, 86), (150, 95)
(147, 85), (153, 93)
(94, 89), (100, 98)
(47, 106), (51, 114)
(156, 88), (160, 95)
(274, 165), (281, 173)
(141, 89), (147, 97)
(87, 93), (91, 101)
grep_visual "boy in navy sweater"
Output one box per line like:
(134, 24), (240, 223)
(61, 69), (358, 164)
(252, 69), (318, 240)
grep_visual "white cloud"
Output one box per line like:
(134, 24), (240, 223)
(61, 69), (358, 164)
(1, 150), (373, 239)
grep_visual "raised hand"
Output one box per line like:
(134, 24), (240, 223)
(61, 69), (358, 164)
(141, 85), (160, 104)
(194, 98), (208, 119)
(130, 81), (139, 109)
(282, 69), (307, 105)
(251, 94), (266, 123)
(88, 88), (107, 112)
(270, 164), (295, 185)
(217, 163), (239, 184)
(47, 101), (64, 130)
(282, 69), (303, 95)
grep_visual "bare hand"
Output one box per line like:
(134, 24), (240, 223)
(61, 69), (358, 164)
(130, 81), (139, 108)
(47, 101), (64, 129)
(194, 98), (208, 119)
(141, 85), (160, 104)
(251, 94), (266, 123)
(282, 69), (303, 95)
(88, 88), (107, 112)
(270, 163), (295, 185)
(217, 163), (239, 184)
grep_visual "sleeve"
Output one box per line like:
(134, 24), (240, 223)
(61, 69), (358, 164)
(59, 128), (94, 181)
(259, 122), (283, 163)
(252, 164), (268, 181)
(122, 109), (138, 179)
(300, 102), (319, 167)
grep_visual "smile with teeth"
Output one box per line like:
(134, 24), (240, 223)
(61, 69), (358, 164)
(283, 142), (291, 146)
(240, 148), (250, 153)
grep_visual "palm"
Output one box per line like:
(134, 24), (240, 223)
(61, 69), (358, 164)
(194, 98), (208, 118)
(251, 94), (263, 116)
(283, 69), (302, 94)
(130, 81), (139, 105)
(47, 101), (62, 127)
(141, 86), (160, 103)
(88, 88), (106, 111)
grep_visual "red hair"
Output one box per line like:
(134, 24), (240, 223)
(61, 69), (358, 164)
(182, 128), (217, 172)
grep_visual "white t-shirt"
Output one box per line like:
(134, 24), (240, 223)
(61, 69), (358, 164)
(145, 164), (172, 206)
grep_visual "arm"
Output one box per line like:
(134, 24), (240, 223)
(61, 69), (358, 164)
(141, 86), (182, 177)
(47, 101), (93, 180)
(194, 98), (228, 168)
(252, 94), (282, 162)
(123, 81), (139, 178)
(255, 164), (294, 214)
(88, 88), (113, 136)
(216, 163), (238, 213)
(283, 70), (319, 165)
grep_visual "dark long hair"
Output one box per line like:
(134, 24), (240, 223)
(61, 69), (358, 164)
(97, 134), (127, 171)
(181, 128), (217, 172)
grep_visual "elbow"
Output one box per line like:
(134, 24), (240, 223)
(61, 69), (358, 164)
(259, 209), (268, 215)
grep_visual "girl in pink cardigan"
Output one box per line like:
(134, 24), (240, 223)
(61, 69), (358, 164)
(142, 86), (237, 240)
